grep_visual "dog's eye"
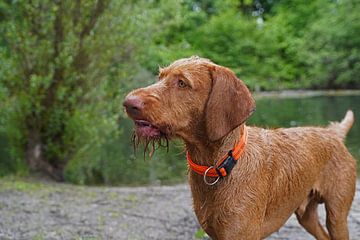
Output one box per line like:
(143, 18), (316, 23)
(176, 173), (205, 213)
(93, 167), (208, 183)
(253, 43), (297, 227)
(177, 79), (187, 88)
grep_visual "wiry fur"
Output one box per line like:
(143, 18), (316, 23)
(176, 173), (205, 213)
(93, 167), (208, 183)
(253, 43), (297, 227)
(124, 56), (357, 240)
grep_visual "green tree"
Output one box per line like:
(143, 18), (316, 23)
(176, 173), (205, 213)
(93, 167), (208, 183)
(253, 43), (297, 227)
(0, 0), (149, 180)
(300, 0), (360, 88)
(145, 0), (360, 90)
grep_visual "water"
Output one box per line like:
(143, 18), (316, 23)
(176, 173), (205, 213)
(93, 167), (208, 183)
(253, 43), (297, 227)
(249, 95), (360, 165)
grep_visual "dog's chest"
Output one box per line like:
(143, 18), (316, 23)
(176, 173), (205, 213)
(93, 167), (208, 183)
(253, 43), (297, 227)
(189, 177), (254, 224)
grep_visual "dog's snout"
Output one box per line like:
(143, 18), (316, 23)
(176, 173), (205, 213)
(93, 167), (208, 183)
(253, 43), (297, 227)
(123, 95), (144, 118)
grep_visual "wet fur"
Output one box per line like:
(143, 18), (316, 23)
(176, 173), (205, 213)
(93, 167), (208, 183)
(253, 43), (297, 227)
(124, 57), (357, 240)
(132, 132), (169, 159)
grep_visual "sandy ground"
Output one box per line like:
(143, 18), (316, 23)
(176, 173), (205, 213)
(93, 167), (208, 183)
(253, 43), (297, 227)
(0, 179), (359, 240)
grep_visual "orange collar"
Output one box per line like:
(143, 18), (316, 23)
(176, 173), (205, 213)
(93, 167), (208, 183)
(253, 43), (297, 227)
(186, 126), (248, 179)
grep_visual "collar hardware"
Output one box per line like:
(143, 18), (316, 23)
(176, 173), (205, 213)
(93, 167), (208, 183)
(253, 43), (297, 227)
(204, 166), (220, 186)
(186, 126), (248, 183)
(215, 150), (236, 177)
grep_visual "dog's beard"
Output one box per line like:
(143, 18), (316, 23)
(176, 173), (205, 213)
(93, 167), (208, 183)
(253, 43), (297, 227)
(132, 131), (169, 159)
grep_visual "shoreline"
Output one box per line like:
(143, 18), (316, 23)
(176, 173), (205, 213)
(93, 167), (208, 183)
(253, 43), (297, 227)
(253, 89), (360, 99)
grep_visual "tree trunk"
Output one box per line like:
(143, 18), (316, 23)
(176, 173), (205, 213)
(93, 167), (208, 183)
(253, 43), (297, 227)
(25, 129), (63, 181)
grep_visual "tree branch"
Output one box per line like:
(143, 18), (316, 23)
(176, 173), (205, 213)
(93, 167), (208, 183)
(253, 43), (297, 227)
(73, 0), (109, 73)
(68, 0), (109, 102)
(72, 0), (82, 28)
(80, 0), (109, 40)
(43, 0), (64, 108)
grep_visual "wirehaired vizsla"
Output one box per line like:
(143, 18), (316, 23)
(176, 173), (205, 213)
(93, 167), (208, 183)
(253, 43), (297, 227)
(123, 56), (356, 240)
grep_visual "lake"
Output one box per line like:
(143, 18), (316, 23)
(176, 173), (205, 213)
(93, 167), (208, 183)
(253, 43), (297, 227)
(249, 93), (360, 163)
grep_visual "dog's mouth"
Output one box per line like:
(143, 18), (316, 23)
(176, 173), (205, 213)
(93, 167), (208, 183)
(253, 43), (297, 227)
(131, 119), (170, 158)
(134, 120), (164, 138)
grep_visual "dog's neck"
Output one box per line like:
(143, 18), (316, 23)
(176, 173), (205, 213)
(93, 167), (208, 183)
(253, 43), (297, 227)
(184, 124), (245, 166)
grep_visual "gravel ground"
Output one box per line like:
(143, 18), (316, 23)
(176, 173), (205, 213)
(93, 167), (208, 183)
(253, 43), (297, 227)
(0, 179), (359, 240)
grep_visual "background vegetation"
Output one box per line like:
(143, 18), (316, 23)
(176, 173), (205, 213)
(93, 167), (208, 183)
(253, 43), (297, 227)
(0, 0), (359, 184)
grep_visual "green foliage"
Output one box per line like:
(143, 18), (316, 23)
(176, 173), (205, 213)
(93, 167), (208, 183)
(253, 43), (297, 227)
(0, 0), (153, 179)
(300, 0), (360, 88)
(63, 108), (187, 185)
(146, 0), (360, 90)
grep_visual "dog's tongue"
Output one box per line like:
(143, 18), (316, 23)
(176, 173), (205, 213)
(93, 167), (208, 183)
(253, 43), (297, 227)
(135, 120), (161, 138)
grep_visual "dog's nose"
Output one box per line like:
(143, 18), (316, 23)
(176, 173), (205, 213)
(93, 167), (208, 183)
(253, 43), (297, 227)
(123, 95), (144, 118)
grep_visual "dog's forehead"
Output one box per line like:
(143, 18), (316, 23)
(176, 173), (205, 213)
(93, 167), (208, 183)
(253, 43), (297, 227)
(159, 57), (214, 80)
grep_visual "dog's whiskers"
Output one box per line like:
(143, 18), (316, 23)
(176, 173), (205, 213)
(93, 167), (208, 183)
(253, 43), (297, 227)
(131, 131), (169, 160)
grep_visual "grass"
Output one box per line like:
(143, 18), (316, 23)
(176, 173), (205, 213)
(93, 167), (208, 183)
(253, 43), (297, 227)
(0, 176), (47, 192)
(194, 228), (209, 239)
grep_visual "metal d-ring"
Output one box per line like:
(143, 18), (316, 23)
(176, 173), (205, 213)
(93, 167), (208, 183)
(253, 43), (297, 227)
(203, 166), (220, 186)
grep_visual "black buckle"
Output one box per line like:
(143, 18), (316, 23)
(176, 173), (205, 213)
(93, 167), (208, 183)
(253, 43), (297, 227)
(216, 150), (237, 177)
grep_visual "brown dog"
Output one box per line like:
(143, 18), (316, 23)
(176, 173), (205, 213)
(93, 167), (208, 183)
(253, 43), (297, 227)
(123, 56), (356, 240)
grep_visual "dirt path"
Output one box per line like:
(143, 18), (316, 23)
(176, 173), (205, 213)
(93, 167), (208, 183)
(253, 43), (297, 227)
(0, 179), (359, 240)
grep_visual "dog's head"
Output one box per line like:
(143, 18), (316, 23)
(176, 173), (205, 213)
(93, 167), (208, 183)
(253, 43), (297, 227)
(123, 56), (255, 149)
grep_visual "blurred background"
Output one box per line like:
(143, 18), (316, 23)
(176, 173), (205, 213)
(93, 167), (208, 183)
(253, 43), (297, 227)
(0, 0), (359, 185)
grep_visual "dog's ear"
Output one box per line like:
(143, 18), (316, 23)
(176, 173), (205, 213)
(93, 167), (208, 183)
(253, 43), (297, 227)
(206, 65), (255, 141)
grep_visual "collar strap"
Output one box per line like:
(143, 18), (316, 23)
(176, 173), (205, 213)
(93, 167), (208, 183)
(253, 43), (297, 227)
(187, 126), (248, 178)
